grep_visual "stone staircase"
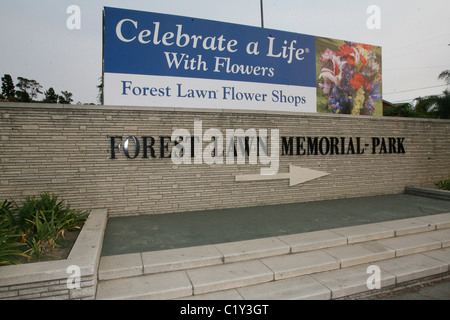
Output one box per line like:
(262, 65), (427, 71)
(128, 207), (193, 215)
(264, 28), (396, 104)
(95, 212), (450, 300)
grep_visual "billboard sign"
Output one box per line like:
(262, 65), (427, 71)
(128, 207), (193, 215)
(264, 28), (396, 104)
(103, 7), (382, 115)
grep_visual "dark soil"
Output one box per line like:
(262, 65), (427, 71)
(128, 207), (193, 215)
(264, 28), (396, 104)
(17, 229), (81, 264)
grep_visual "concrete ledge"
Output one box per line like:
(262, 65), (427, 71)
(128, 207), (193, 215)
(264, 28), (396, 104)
(342, 272), (450, 300)
(330, 223), (395, 244)
(417, 213), (450, 229)
(377, 253), (449, 284)
(0, 209), (108, 300)
(142, 245), (223, 274)
(185, 257), (450, 300)
(237, 275), (331, 300)
(376, 234), (442, 257)
(185, 253), (450, 300)
(181, 289), (244, 300)
(215, 237), (290, 263)
(323, 242), (395, 268)
(375, 217), (436, 236)
(406, 187), (450, 201)
(186, 260), (273, 295)
(98, 253), (143, 281)
(424, 229), (450, 248)
(312, 264), (397, 299)
(423, 248), (450, 264)
(68, 209), (108, 272)
(3, 101), (450, 123)
(260, 250), (340, 280)
(277, 230), (347, 253)
(96, 271), (192, 300)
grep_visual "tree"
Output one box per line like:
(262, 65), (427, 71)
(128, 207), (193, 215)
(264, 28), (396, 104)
(412, 70), (450, 119)
(414, 90), (450, 119)
(15, 90), (31, 102)
(15, 77), (42, 101)
(42, 87), (59, 103)
(383, 103), (420, 117)
(97, 77), (103, 105)
(1, 74), (15, 99)
(58, 91), (73, 104)
(438, 70), (450, 85)
(433, 90), (450, 119)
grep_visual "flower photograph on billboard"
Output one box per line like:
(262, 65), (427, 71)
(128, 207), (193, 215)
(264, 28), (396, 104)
(316, 37), (383, 116)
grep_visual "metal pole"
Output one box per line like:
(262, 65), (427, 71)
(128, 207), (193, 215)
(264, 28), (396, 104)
(260, 0), (264, 28)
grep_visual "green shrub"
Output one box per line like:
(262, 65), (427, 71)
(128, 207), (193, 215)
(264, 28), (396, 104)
(0, 201), (29, 265)
(0, 221), (29, 265)
(0, 199), (18, 230)
(0, 193), (88, 264)
(435, 177), (450, 191)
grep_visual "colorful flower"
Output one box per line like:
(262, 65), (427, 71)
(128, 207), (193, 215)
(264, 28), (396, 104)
(318, 41), (382, 115)
(321, 48), (336, 62)
(337, 44), (354, 58)
(350, 73), (365, 90)
(319, 55), (344, 87)
(352, 88), (365, 115)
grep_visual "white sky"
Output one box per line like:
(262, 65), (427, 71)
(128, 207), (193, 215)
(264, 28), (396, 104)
(0, 0), (449, 104)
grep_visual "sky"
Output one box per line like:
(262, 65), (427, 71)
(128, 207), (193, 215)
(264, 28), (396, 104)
(0, 0), (449, 105)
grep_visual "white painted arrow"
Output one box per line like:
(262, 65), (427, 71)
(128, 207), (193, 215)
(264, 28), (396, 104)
(235, 165), (329, 187)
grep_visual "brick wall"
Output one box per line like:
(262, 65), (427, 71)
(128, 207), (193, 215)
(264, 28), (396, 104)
(1, 102), (449, 217)
(0, 272), (96, 300)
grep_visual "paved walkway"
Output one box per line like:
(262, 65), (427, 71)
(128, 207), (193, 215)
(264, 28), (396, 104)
(101, 193), (450, 256)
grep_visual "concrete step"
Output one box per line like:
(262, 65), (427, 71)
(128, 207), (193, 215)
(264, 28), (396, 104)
(98, 213), (450, 281)
(180, 249), (450, 300)
(95, 212), (450, 300)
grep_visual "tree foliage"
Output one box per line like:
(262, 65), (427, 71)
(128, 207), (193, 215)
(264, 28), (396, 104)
(0, 74), (74, 104)
(15, 90), (31, 102)
(58, 90), (73, 104)
(1, 74), (15, 99)
(438, 70), (450, 85)
(385, 69), (450, 119)
(42, 87), (59, 103)
(383, 103), (420, 117)
(97, 77), (103, 105)
(414, 90), (450, 119)
(16, 77), (42, 101)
